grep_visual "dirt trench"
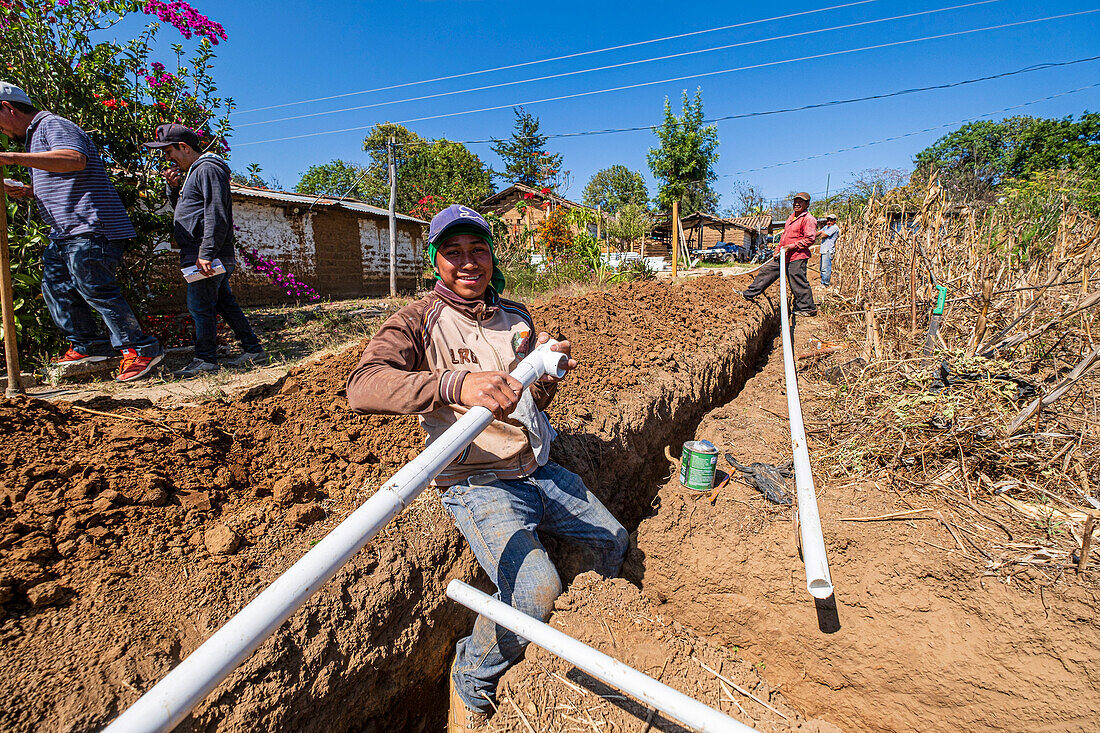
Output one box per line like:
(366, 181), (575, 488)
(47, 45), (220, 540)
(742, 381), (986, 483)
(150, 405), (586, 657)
(0, 276), (781, 732)
(621, 323), (1100, 732)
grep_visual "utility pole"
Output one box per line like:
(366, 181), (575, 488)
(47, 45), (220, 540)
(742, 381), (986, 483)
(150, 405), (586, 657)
(387, 136), (397, 297)
(671, 200), (680, 278)
(824, 173), (830, 212)
(0, 164), (24, 396)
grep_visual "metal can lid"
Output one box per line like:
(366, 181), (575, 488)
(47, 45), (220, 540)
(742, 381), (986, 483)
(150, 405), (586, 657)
(685, 439), (718, 455)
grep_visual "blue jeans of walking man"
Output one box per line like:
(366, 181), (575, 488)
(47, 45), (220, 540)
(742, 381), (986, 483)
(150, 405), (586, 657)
(821, 251), (834, 287)
(186, 263), (262, 363)
(441, 462), (628, 713)
(41, 233), (160, 357)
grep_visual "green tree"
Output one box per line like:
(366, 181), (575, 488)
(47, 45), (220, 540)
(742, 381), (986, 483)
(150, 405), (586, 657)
(295, 159), (371, 199)
(913, 114), (1100, 201)
(403, 139), (495, 218)
(349, 123), (494, 216)
(582, 165), (648, 214)
(490, 107), (563, 188)
(647, 88), (720, 214)
(232, 162), (271, 188)
(607, 202), (652, 251)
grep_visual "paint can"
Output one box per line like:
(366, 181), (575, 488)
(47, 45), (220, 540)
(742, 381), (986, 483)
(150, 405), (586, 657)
(679, 440), (718, 491)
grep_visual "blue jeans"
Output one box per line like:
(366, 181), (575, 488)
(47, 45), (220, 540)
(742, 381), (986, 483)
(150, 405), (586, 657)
(185, 262), (262, 363)
(441, 462), (628, 713)
(41, 234), (161, 357)
(821, 251), (834, 287)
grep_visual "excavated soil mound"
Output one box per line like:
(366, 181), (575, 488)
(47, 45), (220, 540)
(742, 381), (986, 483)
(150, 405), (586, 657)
(0, 275), (777, 732)
(488, 571), (840, 733)
(632, 322), (1100, 732)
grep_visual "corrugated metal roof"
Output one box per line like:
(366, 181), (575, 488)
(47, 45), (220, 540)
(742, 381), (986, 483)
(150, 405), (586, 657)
(726, 215), (772, 232)
(231, 185), (427, 224)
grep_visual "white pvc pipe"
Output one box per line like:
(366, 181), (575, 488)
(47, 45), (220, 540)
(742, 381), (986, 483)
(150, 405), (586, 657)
(778, 248), (834, 599)
(446, 580), (757, 733)
(103, 342), (570, 733)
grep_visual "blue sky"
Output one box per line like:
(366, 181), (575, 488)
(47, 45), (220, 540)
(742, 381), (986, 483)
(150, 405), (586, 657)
(141, 0), (1100, 206)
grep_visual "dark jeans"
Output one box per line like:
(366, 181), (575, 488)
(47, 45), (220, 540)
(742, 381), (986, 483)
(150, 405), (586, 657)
(442, 462), (629, 713)
(42, 234), (161, 357)
(185, 263), (261, 363)
(744, 256), (817, 313)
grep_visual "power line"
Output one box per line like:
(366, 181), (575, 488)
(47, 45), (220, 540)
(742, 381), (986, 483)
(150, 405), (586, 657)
(238, 0), (1002, 129)
(723, 81), (1100, 176)
(233, 9), (1100, 147)
(377, 55), (1099, 148)
(235, 0), (883, 115)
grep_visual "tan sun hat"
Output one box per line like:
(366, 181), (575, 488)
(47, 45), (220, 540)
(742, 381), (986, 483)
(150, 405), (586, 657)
(793, 191), (811, 203)
(826, 213), (837, 220)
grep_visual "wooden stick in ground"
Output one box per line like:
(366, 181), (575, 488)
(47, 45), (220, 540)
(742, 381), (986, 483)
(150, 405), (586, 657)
(692, 656), (789, 720)
(1079, 512), (1096, 575)
(507, 696), (537, 733)
(671, 200), (680, 278)
(0, 164), (24, 397)
(840, 507), (934, 522)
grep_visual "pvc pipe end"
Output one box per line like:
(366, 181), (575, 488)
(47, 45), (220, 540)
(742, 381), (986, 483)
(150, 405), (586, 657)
(808, 580), (834, 599)
(542, 350), (568, 379)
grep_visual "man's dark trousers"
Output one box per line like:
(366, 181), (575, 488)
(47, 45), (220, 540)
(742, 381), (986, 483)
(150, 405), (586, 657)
(744, 257), (817, 313)
(41, 233), (161, 357)
(186, 263), (262, 363)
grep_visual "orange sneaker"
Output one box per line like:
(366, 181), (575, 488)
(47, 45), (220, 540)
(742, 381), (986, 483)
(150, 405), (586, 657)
(53, 347), (108, 365)
(116, 349), (163, 382)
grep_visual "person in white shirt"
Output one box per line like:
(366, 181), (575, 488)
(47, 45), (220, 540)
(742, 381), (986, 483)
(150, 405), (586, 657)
(816, 214), (840, 287)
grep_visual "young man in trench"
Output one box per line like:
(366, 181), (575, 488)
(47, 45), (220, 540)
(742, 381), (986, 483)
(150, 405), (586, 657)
(346, 205), (628, 732)
(743, 190), (818, 316)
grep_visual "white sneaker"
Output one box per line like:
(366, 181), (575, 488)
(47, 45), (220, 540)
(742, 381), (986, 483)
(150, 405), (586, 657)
(173, 359), (220, 378)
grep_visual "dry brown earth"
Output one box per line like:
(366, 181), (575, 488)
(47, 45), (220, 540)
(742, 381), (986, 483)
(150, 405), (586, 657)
(0, 275), (775, 732)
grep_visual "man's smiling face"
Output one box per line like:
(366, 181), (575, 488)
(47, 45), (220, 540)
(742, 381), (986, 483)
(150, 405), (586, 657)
(435, 233), (493, 299)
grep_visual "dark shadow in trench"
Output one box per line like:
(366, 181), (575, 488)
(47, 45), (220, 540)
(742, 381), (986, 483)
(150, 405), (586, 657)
(815, 593), (842, 634)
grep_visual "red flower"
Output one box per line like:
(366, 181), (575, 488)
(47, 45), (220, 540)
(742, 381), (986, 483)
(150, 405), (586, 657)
(540, 187), (551, 195)
(523, 192), (535, 200)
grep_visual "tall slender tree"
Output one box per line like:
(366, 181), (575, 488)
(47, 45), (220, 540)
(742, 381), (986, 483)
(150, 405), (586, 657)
(647, 89), (720, 214)
(490, 107), (564, 188)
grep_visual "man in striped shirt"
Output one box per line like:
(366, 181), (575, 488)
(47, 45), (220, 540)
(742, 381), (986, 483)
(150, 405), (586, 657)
(0, 81), (162, 381)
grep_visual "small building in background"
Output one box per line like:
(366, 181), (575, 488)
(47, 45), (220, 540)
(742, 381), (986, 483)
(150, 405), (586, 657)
(480, 183), (598, 248)
(154, 185), (427, 308)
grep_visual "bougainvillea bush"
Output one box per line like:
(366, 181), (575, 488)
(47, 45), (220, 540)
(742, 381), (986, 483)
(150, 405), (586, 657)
(0, 0), (233, 363)
(238, 247), (321, 303)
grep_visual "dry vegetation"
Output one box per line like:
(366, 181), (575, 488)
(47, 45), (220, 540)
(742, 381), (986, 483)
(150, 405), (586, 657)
(809, 175), (1100, 587)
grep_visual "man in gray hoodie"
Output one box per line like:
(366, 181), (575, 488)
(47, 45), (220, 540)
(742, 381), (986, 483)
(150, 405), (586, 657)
(144, 124), (264, 376)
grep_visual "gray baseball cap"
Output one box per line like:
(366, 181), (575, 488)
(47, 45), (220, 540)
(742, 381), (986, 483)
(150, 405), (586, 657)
(0, 81), (33, 107)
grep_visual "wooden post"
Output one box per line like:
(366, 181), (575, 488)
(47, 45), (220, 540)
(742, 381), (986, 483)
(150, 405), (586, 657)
(864, 305), (875, 362)
(386, 137), (397, 297)
(1080, 512), (1096, 575)
(908, 235), (918, 335)
(0, 165), (24, 396)
(671, 201), (679, 278)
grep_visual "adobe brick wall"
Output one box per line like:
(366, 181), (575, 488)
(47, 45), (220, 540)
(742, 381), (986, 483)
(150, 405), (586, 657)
(149, 199), (425, 310)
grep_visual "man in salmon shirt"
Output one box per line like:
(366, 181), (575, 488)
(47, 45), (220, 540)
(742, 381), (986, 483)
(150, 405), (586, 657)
(743, 191), (818, 316)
